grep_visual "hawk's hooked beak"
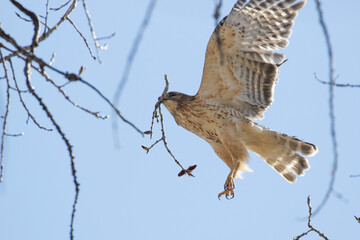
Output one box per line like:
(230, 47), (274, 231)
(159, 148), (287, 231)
(158, 93), (168, 102)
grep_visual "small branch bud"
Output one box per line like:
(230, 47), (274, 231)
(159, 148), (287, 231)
(143, 130), (152, 135)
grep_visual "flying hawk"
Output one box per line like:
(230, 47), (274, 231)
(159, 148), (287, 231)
(161, 0), (318, 199)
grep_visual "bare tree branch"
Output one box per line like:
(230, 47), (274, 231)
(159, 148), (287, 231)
(315, 73), (360, 88)
(0, 29), (140, 132)
(24, 59), (79, 240)
(112, 0), (157, 148)
(293, 196), (329, 240)
(0, 1), (144, 239)
(10, 0), (40, 50)
(9, 59), (53, 131)
(143, 75), (197, 178)
(312, 0), (339, 217)
(66, 17), (96, 60)
(0, 49), (11, 182)
(81, 0), (107, 63)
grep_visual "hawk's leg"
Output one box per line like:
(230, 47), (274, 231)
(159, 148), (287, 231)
(215, 124), (249, 200)
(218, 161), (241, 199)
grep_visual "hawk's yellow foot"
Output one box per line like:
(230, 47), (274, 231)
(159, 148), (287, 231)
(218, 185), (235, 200)
(218, 175), (235, 200)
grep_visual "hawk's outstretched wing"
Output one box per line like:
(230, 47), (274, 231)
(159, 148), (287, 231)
(196, 0), (305, 120)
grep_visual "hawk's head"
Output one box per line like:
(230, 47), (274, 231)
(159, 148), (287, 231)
(160, 91), (194, 114)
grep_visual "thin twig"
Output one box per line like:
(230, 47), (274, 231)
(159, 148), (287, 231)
(15, 12), (31, 22)
(9, 59), (53, 131)
(143, 75), (196, 177)
(34, 66), (108, 120)
(39, 0), (77, 43)
(50, 0), (72, 11)
(0, 49), (11, 182)
(112, 0), (157, 148)
(293, 196), (329, 240)
(66, 17), (96, 60)
(82, 0), (107, 63)
(49, 52), (56, 66)
(315, 74), (360, 87)
(96, 33), (116, 41)
(43, 0), (50, 35)
(4, 132), (24, 137)
(1, 38), (141, 133)
(0, 0), (77, 63)
(312, 0), (338, 217)
(77, 78), (143, 135)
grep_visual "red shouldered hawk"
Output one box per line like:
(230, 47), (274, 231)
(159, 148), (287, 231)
(161, 0), (318, 199)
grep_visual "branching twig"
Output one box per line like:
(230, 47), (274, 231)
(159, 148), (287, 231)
(1, 0), (145, 239)
(293, 196), (329, 240)
(142, 75), (197, 177)
(1, 41), (140, 132)
(1, 1), (147, 239)
(112, 0), (157, 148)
(315, 74), (360, 88)
(39, 0), (77, 43)
(312, 0), (339, 217)
(82, 0), (107, 63)
(0, 1), (77, 63)
(77, 78), (143, 134)
(34, 66), (109, 120)
(9, 59), (53, 131)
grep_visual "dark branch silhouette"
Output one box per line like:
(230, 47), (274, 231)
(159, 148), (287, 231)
(315, 74), (360, 88)
(294, 196), (329, 240)
(0, 1), (142, 239)
(312, 0), (339, 217)
(0, 49), (11, 183)
(143, 75), (197, 178)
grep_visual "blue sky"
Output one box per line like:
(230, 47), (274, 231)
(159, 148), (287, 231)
(0, 0), (359, 239)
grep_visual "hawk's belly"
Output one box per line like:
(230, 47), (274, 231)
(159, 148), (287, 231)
(172, 103), (242, 144)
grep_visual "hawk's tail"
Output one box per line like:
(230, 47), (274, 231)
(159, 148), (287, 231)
(241, 122), (318, 182)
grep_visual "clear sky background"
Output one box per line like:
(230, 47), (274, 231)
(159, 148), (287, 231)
(0, 0), (359, 239)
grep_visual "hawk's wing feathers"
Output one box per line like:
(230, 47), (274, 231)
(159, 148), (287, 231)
(196, 0), (306, 119)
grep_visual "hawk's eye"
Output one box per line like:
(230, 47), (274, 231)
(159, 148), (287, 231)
(168, 92), (176, 98)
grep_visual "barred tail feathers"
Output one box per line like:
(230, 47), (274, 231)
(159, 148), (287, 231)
(241, 122), (318, 182)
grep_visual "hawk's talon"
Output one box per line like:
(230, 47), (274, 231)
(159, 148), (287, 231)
(218, 184), (235, 200)
(226, 192), (234, 200)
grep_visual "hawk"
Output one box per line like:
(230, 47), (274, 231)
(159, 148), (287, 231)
(161, 0), (318, 199)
